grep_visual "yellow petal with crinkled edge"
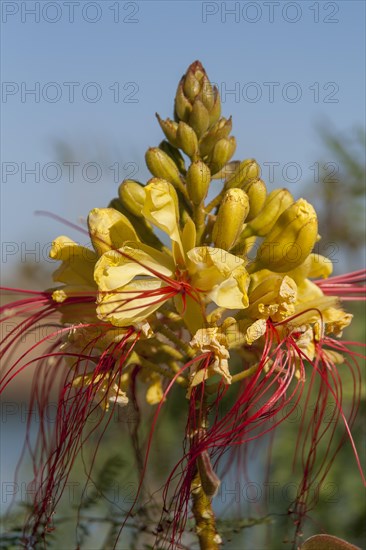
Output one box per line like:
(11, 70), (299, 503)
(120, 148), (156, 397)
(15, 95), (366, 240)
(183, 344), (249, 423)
(245, 318), (267, 345)
(247, 274), (297, 322)
(50, 236), (97, 286)
(323, 307), (353, 336)
(96, 279), (166, 326)
(187, 247), (249, 308)
(88, 207), (139, 255)
(94, 243), (174, 292)
(189, 327), (232, 391)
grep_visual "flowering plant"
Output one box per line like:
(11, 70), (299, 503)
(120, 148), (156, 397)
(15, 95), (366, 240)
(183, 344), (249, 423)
(1, 61), (365, 549)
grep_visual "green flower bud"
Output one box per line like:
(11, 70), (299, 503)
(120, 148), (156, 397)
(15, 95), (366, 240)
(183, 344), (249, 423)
(156, 114), (178, 147)
(118, 180), (146, 218)
(199, 117), (232, 157)
(225, 159), (260, 190)
(176, 121), (199, 158)
(244, 188), (294, 237)
(208, 137), (237, 175)
(159, 140), (186, 174)
(199, 75), (215, 111)
(253, 199), (318, 272)
(186, 161), (211, 205)
(244, 178), (267, 222)
(175, 82), (192, 122)
(188, 100), (210, 138)
(212, 188), (250, 250)
(183, 65), (201, 101)
(208, 87), (221, 127)
(145, 147), (182, 188)
(175, 61), (221, 128)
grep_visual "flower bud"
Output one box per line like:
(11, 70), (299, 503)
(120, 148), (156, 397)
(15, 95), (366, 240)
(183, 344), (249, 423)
(159, 140), (186, 174)
(188, 100), (210, 138)
(156, 114), (178, 147)
(208, 88), (221, 127)
(118, 180), (146, 218)
(225, 159), (260, 190)
(212, 188), (250, 250)
(175, 82), (192, 122)
(208, 136), (237, 175)
(183, 67), (201, 101)
(186, 161), (211, 205)
(199, 117), (232, 157)
(244, 178), (267, 222)
(145, 147), (182, 188)
(243, 188), (294, 237)
(253, 199), (318, 272)
(176, 121), (199, 158)
(175, 61), (221, 128)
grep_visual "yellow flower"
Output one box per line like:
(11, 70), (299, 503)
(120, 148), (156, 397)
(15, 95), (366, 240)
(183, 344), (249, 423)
(189, 327), (231, 390)
(94, 180), (250, 330)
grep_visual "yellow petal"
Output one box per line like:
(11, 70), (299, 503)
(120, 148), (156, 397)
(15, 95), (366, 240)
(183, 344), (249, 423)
(50, 236), (97, 286)
(142, 179), (183, 252)
(188, 247), (249, 308)
(94, 244), (174, 292)
(96, 279), (166, 326)
(88, 207), (139, 255)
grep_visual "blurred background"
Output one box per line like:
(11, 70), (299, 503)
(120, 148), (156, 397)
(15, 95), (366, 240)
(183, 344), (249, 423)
(1, 1), (365, 548)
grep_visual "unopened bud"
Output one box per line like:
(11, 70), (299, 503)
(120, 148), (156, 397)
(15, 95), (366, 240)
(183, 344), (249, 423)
(176, 121), (199, 158)
(209, 137), (237, 175)
(175, 82), (192, 122)
(145, 147), (182, 188)
(159, 140), (186, 174)
(188, 100), (210, 138)
(175, 61), (221, 128)
(254, 199), (318, 272)
(118, 180), (146, 218)
(186, 161), (211, 205)
(199, 117), (232, 157)
(225, 159), (260, 190)
(243, 188), (294, 237)
(244, 178), (267, 222)
(212, 188), (250, 250)
(156, 114), (178, 147)
(208, 88), (221, 127)
(183, 66), (201, 101)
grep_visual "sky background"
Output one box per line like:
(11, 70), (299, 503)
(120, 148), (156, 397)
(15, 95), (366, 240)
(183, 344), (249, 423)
(1, 0), (365, 282)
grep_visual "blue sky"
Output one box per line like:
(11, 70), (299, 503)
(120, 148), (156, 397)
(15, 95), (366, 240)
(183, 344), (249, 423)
(1, 0), (365, 282)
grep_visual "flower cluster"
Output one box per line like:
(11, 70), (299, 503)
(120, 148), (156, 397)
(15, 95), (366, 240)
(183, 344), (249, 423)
(1, 61), (365, 549)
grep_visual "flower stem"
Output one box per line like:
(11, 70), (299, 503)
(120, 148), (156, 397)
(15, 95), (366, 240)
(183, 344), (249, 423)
(191, 394), (221, 549)
(191, 471), (221, 550)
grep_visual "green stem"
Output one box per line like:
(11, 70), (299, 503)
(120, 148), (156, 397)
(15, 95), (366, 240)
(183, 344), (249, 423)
(206, 190), (225, 213)
(159, 324), (196, 358)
